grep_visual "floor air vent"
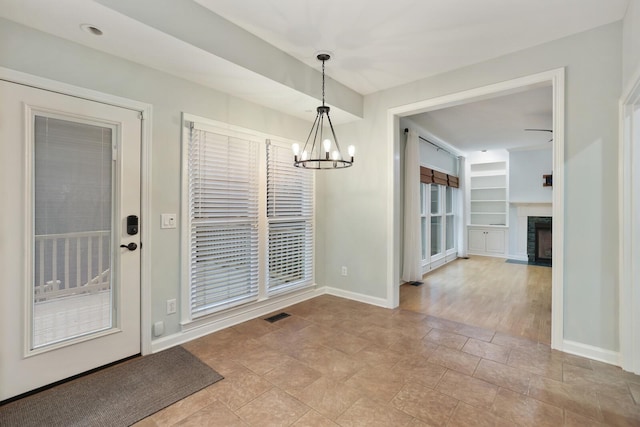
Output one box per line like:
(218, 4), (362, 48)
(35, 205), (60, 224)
(264, 312), (291, 323)
(408, 281), (424, 286)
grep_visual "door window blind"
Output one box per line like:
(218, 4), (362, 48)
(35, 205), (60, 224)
(188, 126), (259, 318)
(266, 141), (313, 294)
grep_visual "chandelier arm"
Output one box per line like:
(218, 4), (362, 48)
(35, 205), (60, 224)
(320, 113), (329, 159)
(325, 112), (343, 158)
(302, 111), (322, 154)
(311, 112), (322, 156)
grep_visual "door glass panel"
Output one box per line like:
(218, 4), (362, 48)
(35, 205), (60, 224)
(33, 115), (114, 349)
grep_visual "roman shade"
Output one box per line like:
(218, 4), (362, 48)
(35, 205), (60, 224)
(420, 166), (459, 188)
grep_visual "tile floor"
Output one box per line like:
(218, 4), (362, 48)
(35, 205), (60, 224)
(135, 295), (640, 426)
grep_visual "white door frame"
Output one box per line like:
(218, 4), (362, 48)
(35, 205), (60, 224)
(387, 68), (565, 350)
(0, 66), (153, 356)
(619, 66), (640, 374)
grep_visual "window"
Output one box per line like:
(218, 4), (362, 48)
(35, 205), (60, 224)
(187, 125), (260, 318)
(430, 184), (442, 257)
(266, 141), (313, 294)
(420, 179), (457, 269)
(446, 186), (455, 250)
(183, 117), (314, 320)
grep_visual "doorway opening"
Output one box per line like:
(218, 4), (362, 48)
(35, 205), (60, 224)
(387, 68), (565, 350)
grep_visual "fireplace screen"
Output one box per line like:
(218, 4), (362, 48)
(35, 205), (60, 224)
(536, 224), (552, 261)
(527, 216), (552, 266)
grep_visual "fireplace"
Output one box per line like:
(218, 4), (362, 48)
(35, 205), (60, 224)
(527, 216), (552, 266)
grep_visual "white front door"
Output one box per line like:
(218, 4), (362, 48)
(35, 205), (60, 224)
(0, 80), (141, 401)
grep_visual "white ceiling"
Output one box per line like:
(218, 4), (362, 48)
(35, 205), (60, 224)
(195, 0), (629, 95)
(410, 85), (553, 153)
(0, 0), (629, 149)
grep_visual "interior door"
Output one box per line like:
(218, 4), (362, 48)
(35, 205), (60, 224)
(0, 80), (141, 401)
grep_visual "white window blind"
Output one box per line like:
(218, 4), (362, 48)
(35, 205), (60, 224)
(266, 141), (313, 294)
(188, 125), (259, 318)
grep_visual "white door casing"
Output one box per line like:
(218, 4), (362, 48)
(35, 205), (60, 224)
(0, 80), (141, 400)
(620, 68), (640, 374)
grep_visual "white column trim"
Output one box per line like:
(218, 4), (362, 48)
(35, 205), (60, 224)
(619, 63), (640, 374)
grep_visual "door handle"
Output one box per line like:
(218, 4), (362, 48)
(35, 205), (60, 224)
(120, 242), (138, 251)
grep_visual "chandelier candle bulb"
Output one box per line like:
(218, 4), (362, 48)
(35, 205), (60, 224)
(323, 139), (331, 153)
(323, 139), (331, 160)
(348, 145), (355, 162)
(292, 143), (300, 161)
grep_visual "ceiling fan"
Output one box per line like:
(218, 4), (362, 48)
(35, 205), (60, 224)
(525, 128), (553, 142)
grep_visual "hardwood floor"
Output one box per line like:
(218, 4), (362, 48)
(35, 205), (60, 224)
(400, 255), (552, 344)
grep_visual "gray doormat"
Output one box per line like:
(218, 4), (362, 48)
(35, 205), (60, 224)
(0, 346), (223, 426)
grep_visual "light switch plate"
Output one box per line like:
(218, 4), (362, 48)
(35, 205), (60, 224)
(161, 213), (177, 229)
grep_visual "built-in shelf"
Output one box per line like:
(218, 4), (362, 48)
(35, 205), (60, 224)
(510, 201), (552, 205)
(469, 161), (508, 226)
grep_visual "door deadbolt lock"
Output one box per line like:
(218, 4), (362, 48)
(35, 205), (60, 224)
(126, 215), (139, 235)
(120, 242), (138, 251)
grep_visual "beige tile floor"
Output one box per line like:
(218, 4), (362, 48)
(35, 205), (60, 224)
(135, 293), (640, 426)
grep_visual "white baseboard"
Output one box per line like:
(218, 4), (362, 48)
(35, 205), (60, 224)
(467, 251), (509, 259)
(508, 254), (528, 262)
(323, 286), (392, 309)
(562, 339), (621, 366)
(150, 286), (325, 353)
(421, 253), (459, 275)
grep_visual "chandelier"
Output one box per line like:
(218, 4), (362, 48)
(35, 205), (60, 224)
(293, 53), (354, 169)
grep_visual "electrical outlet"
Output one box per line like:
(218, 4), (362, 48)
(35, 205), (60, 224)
(341, 266), (348, 276)
(166, 298), (177, 314)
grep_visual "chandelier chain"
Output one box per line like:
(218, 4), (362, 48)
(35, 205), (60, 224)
(322, 59), (326, 106)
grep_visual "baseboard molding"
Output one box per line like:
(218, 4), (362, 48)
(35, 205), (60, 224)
(150, 286), (325, 353)
(324, 286), (391, 309)
(562, 339), (621, 366)
(508, 254), (528, 262)
(467, 251), (509, 259)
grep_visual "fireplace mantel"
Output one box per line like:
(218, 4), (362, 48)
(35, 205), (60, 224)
(510, 202), (552, 218)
